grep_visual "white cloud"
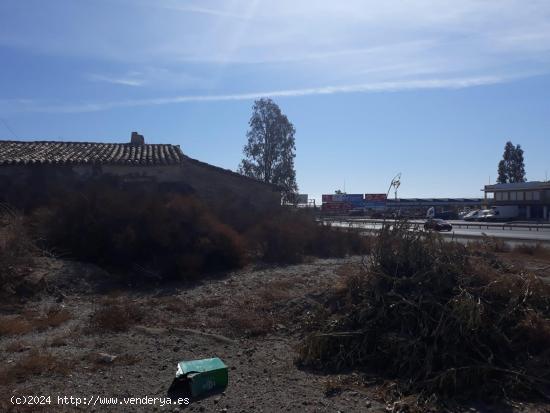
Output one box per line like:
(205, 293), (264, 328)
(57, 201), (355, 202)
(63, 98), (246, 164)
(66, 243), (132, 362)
(1, 0), (549, 110)
(87, 73), (145, 87)
(18, 75), (510, 113)
(85, 68), (209, 90)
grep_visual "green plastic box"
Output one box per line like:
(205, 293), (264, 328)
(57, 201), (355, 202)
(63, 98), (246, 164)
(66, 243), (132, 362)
(175, 357), (228, 398)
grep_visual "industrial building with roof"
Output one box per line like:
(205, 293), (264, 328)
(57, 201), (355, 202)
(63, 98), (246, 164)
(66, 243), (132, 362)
(0, 132), (280, 209)
(484, 181), (550, 220)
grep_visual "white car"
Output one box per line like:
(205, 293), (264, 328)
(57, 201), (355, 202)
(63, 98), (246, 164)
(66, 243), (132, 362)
(476, 209), (495, 221)
(463, 210), (482, 221)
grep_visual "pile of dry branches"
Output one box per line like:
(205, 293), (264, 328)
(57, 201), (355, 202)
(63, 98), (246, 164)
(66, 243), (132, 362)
(298, 222), (550, 402)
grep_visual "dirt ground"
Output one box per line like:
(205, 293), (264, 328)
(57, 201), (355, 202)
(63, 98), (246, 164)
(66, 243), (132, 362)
(1, 255), (549, 413)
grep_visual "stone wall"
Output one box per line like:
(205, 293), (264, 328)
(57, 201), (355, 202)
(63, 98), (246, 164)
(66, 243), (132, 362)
(0, 159), (280, 210)
(179, 157), (281, 209)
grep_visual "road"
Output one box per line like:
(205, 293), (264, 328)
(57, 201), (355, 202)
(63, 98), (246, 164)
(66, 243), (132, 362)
(323, 218), (550, 244)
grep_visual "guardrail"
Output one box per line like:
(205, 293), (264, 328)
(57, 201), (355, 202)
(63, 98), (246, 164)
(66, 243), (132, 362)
(320, 216), (550, 232)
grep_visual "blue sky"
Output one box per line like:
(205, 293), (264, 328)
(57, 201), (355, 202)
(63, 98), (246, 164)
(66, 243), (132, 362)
(1, 0), (549, 201)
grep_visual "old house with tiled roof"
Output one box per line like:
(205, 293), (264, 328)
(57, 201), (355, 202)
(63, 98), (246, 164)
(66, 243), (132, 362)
(0, 132), (280, 208)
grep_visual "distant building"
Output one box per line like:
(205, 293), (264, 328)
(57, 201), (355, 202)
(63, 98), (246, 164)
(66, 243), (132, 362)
(483, 181), (550, 220)
(321, 194), (482, 217)
(385, 198), (483, 218)
(0, 132), (280, 209)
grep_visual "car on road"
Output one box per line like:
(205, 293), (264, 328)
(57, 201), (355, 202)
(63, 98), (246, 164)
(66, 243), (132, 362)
(463, 210), (482, 221)
(424, 218), (453, 232)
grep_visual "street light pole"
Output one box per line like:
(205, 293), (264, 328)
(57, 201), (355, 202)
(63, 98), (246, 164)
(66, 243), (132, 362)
(387, 173), (401, 200)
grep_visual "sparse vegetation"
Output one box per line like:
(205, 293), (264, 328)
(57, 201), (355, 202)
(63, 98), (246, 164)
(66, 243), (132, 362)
(225, 305), (274, 337)
(89, 298), (145, 333)
(0, 207), (36, 296)
(0, 307), (71, 337)
(0, 349), (70, 385)
(248, 211), (370, 264)
(512, 243), (550, 260)
(0, 317), (32, 336)
(468, 234), (510, 253)
(298, 221), (550, 406)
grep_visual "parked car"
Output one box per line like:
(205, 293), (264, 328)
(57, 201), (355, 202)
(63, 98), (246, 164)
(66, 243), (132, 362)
(424, 218), (453, 232)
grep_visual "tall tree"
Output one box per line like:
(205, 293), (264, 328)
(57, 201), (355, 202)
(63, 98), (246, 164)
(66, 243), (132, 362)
(510, 144), (526, 183)
(496, 141), (526, 184)
(238, 98), (298, 199)
(497, 159), (507, 184)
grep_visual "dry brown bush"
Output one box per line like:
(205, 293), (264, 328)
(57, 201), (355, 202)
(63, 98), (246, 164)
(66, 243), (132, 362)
(32, 184), (247, 282)
(0, 208), (36, 296)
(247, 210), (371, 264)
(33, 307), (72, 330)
(0, 306), (71, 337)
(298, 221), (550, 404)
(0, 317), (32, 336)
(89, 298), (144, 333)
(0, 349), (70, 385)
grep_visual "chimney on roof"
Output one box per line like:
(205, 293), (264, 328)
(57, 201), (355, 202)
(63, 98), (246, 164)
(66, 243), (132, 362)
(130, 131), (145, 145)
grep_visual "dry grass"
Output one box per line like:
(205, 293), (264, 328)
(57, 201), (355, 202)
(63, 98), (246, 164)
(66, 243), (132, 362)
(0, 306), (71, 337)
(0, 349), (70, 385)
(89, 298), (144, 333)
(0, 317), (32, 336)
(468, 235), (510, 253)
(257, 279), (294, 302)
(194, 296), (225, 308)
(0, 210), (36, 296)
(221, 278), (300, 337)
(153, 296), (197, 315)
(322, 375), (365, 397)
(511, 243), (550, 260)
(220, 297), (275, 337)
(33, 307), (72, 330)
(224, 306), (274, 337)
